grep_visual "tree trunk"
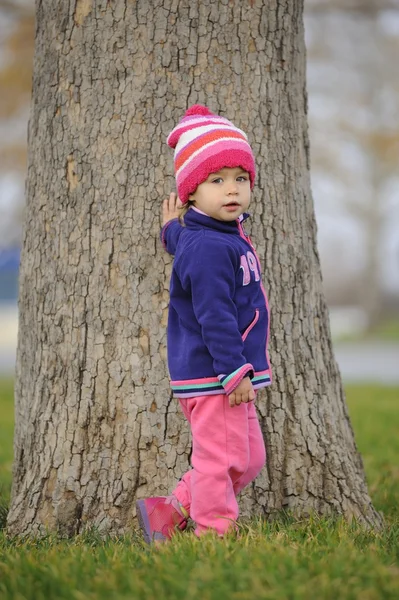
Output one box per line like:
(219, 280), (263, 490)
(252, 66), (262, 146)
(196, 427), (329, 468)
(7, 0), (382, 536)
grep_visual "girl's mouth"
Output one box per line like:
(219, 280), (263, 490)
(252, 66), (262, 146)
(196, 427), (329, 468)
(224, 202), (240, 210)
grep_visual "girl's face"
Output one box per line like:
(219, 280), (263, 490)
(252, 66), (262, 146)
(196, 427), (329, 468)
(189, 167), (251, 221)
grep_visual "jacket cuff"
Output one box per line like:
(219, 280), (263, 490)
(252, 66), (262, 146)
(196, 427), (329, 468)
(218, 363), (254, 396)
(160, 218), (178, 251)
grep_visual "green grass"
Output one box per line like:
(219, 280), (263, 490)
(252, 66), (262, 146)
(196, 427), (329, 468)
(0, 380), (398, 599)
(347, 385), (399, 519)
(334, 316), (399, 343)
(372, 317), (399, 342)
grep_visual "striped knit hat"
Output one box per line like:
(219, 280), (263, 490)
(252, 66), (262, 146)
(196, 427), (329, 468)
(167, 105), (256, 204)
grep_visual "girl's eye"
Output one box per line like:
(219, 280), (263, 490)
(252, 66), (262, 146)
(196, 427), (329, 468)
(237, 176), (248, 182)
(211, 178), (223, 184)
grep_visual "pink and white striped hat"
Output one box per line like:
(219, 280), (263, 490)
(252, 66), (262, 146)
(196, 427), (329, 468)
(167, 104), (256, 204)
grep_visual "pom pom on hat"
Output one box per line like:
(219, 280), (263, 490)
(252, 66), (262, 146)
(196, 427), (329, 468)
(184, 104), (214, 117)
(167, 104), (256, 204)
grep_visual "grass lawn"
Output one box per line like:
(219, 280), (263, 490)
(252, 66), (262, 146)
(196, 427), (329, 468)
(0, 379), (398, 599)
(333, 316), (399, 343)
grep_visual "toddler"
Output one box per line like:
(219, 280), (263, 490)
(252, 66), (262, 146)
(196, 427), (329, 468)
(136, 105), (272, 543)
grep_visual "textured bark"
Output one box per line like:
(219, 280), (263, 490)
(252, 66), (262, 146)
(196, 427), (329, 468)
(7, 0), (382, 536)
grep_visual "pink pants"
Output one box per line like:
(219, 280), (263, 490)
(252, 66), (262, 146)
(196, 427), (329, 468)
(172, 394), (266, 537)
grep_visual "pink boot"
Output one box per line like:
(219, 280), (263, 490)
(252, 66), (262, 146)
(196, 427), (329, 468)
(136, 496), (189, 544)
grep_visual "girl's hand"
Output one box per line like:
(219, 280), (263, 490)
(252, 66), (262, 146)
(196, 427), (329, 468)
(162, 192), (183, 226)
(229, 377), (255, 407)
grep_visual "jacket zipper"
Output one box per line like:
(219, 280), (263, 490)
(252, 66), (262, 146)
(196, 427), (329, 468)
(242, 309), (259, 341)
(237, 219), (273, 383)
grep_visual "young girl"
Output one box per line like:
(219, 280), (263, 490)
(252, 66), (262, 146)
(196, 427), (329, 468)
(136, 105), (272, 543)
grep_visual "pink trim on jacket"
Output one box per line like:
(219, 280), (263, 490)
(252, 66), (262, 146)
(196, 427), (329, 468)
(237, 220), (273, 385)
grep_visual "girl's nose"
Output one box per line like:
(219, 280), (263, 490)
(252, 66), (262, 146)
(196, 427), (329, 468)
(227, 182), (238, 194)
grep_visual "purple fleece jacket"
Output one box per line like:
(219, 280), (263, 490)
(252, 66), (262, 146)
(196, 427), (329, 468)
(161, 208), (272, 398)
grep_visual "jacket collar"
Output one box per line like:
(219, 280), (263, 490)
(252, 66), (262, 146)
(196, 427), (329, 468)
(183, 207), (250, 234)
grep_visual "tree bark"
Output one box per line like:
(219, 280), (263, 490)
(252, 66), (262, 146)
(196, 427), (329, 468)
(7, 0), (382, 536)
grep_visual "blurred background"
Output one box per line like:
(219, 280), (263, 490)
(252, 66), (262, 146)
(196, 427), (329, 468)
(0, 0), (398, 383)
